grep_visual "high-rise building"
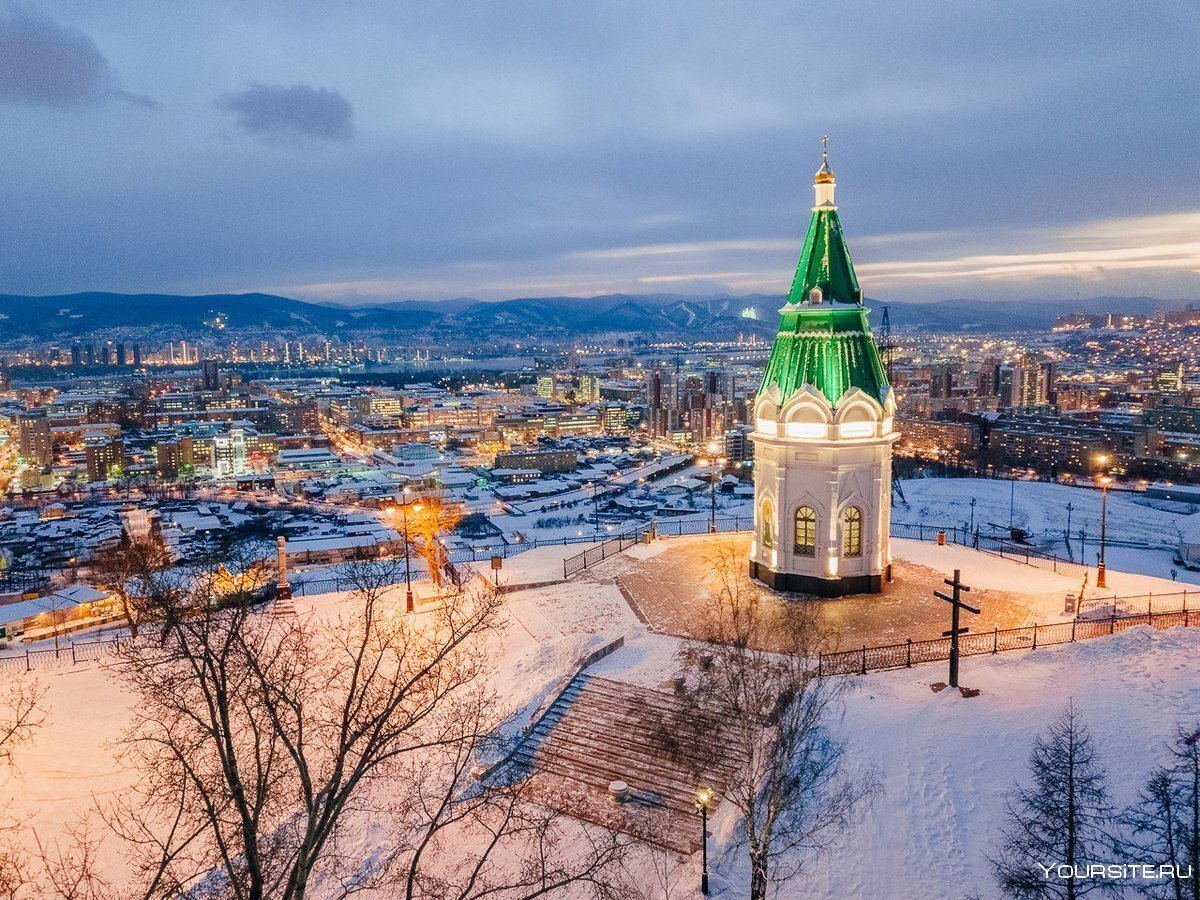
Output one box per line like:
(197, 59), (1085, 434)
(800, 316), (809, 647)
(647, 369), (677, 438)
(116, 343), (127, 366)
(71, 345), (83, 368)
(977, 357), (1000, 397)
(212, 428), (248, 477)
(85, 435), (124, 482)
(930, 365), (953, 400)
(131, 344), (142, 367)
(17, 411), (52, 467)
(577, 374), (601, 404)
(156, 436), (195, 478)
(201, 359), (221, 391)
(749, 142), (895, 596)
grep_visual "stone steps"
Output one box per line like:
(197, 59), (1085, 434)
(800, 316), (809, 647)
(504, 673), (743, 853)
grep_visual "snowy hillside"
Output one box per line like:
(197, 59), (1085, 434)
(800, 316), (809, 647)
(801, 626), (1200, 899)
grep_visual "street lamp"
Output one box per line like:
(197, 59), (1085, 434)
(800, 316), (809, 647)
(394, 499), (424, 613)
(1097, 474), (1112, 589)
(695, 786), (714, 895)
(585, 481), (600, 538)
(701, 443), (727, 533)
(1008, 473), (1016, 531)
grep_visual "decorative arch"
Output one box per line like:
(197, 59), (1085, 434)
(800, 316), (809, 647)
(833, 389), (883, 440)
(780, 385), (833, 439)
(760, 497), (776, 550)
(754, 388), (782, 437)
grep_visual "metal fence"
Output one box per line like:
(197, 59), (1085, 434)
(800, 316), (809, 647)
(975, 535), (1091, 580)
(654, 515), (753, 537)
(562, 527), (648, 578)
(818, 607), (1198, 676)
(445, 533), (607, 564)
(1077, 590), (1194, 619)
(290, 570), (433, 597)
(0, 634), (122, 674)
(889, 521), (1090, 580)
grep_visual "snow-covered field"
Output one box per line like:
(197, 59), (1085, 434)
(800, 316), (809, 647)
(898, 477), (1200, 586)
(897, 476), (1194, 550)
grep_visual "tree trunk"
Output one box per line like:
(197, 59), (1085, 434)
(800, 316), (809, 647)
(749, 849), (768, 900)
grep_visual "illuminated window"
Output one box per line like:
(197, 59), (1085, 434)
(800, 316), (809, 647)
(842, 506), (863, 557)
(761, 499), (775, 549)
(793, 506), (817, 556)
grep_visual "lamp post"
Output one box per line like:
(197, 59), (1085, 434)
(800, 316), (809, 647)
(586, 481), (600, 538)
(1008, 474), (1016, 531)
(695, 786), (714, 894)
(703, 442), (726, 533)
(1097, 474), (1112, 589)
(395, 499), (424, 613)
(969, 497), (977, 533)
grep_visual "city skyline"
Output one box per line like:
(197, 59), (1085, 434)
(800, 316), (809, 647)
(1, 2), (1197, 303)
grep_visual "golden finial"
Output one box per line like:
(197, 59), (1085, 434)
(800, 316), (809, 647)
(815, 134), (835, 184)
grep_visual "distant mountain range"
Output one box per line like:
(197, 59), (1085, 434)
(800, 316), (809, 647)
(0, 291), (1195, 341)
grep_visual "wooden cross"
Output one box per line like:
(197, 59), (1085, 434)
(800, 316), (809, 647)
(934, 569), (979, 689)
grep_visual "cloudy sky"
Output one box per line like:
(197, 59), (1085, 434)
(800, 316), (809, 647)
(0, 1), (1196, 304)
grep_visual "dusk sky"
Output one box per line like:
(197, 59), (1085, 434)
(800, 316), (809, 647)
(0, 1), (1197, 304)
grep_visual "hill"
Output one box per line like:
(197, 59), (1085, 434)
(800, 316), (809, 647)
(1, 291), (1194, 340)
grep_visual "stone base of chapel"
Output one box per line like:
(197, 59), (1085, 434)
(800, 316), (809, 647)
(748, 561), (884, 598)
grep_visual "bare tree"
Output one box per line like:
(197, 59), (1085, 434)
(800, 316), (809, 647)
(93, 534), (173, 638)
(33, 821), (110, 900)
(31, 593), (76, 652)
(0, 679), (43, 773)
(992, 701), (1118, 899)
(680, 541), (877, 900)
(106, 548), (627, 899)
(0, 676), (46, 900)
(1122, 722), (1200, 900)
(409, 496), (463, 591)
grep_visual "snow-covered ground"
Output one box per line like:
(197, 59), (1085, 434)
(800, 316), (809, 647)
(898, 476), (1200, 585)
(7, 477), (1200, 898)
(895, 537), (1189, 607)
(897, 476), (1193, 551)
(585, 626), (1200, 898)
(806, 626), (1200, 899)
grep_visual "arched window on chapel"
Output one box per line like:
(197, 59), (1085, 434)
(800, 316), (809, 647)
(842, 506), (863, 558)
(794, 506), (817, 556)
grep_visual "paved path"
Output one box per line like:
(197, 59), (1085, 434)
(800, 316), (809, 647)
(592, 534), (1049, 651)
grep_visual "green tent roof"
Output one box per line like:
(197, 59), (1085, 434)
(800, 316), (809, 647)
(785, 208), (861, 306)
(759, 206), (889, 407)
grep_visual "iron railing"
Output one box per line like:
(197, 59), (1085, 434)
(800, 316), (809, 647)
(563, 527), (648, 578)
(1076, 590), (1193, 619)
(818, 607), (1197, 676)
(0, 634), (122, 674)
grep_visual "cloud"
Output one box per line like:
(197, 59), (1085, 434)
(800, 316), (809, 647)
(218, 83), (353, 141)
(574, 239), (796, 261)
(857, 212), (1200, 285)
(0, 8), (151, 107)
